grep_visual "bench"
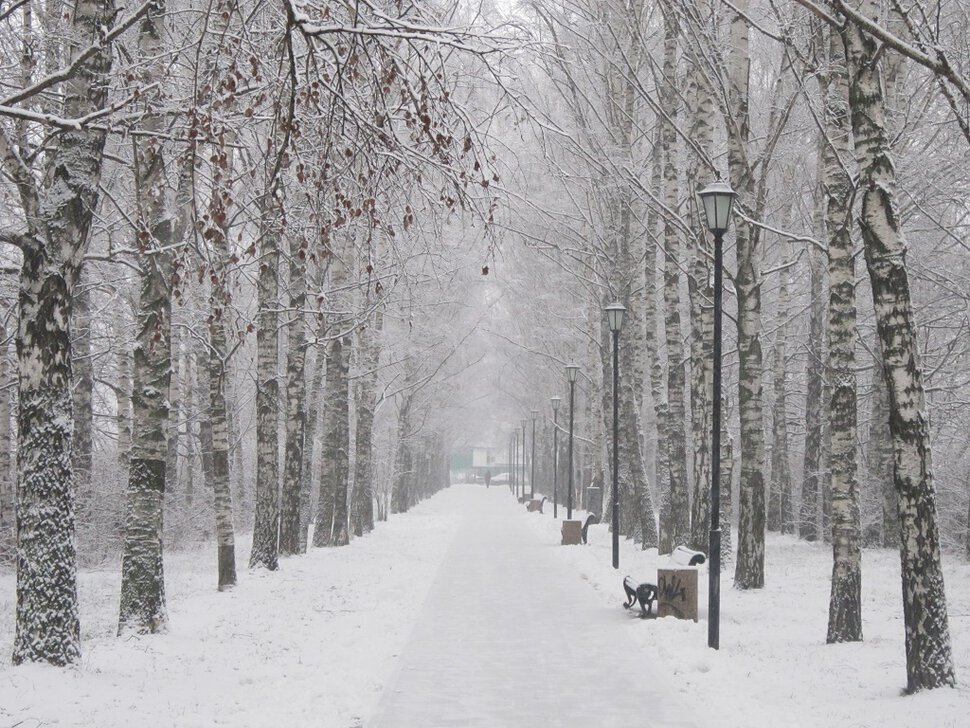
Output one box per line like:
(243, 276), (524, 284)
(622, 576), (658, 618)
(526, 497), (547, 513)
(581, 513), (598, 544)
(669, 545), (706, 566)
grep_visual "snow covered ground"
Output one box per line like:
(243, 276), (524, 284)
(0, 483), (967, 727)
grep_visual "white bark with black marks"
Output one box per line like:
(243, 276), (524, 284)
(843, 0), (955, 691)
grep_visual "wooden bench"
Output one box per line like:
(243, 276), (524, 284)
(669, 545), (706, 566)
(622, 576), (658, 618)
(526, 497), (547, 513)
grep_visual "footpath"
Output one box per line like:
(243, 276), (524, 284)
(370, 485), (700, 727)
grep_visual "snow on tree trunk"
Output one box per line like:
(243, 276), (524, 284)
(71, 277), (93, 505)
(659, 5), (689, 554)
(324, 322), (351, 546)
(822, 27), (862, 644)
(249, 189), (282, 569)
(119, 0), (174, 635)
(279, 231), (308, 557)
(351, 308), (383, 537)
(300, 313), (328, 551)
(12, 0), (117, 665)
(843, 0), (955, 690)
(801, 241), (826, 541)
(720, 406), (735, 563)
(867, 348), (896, 548)
(644, 127), (666, 527)
(0, 321), (12, 545)
(769, 238), (792, 534)
(391, 396), (413, 514)
(728, 0), (766, 590)
(202, 141), (237, 588)
(115, 279), (133, 473)
(685, 23), (715, 552)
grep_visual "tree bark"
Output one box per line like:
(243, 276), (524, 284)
(119, 0), (174, 635)
(769, 238), (792, 534)
(12, 0), (117, 665)
(351, 308), (383, 536)
(801, 243), (826, 541)
(821, 26), (862, 643)
(843, 0), (955, 690)
(279, 232), (308, 556)
(728, 0), (766, 589)
(659, 5), (689, 553)
(249, 188), (282, 569)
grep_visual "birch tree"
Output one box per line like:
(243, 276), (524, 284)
(4, 0), (124, 664)
(840, 0), (955, 690)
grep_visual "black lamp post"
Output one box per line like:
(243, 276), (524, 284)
(551, 396), (561, 518)
(521, 418), (528, 498)
(514, 429), (520, 498)
(530, 410), (538, 499)
(606, 301), (626, 570)
(698, 179), (736, 651)
(565, 364), (579, 520)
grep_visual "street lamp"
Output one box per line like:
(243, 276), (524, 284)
(521, 418), (528, 500)
(530, 410), (538, 499)
(698, 179), (736, 651)
(606, 301), (626, 570)
(565, 365), (579, 520)
(551, 396), (561, 518)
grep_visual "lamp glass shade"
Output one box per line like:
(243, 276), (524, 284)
(521, 420), (527, 430)
(551, 396), (561, 411)
(565, 364), (580, 383)
(531, 409), (539, 420)
(605, 302), (626, 332)
(698, 181), (736, 233)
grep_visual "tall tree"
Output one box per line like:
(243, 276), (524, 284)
(821, 24), (861, 643)
(6, 0), (122, 664)
(659, 4), (690, 553)
(119, 0), (175, 635)
(841, 0), (955, 690)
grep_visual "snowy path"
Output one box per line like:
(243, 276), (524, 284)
(370, 486), (701, 728)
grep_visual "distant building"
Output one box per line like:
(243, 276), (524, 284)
(449, 446), (509, 480)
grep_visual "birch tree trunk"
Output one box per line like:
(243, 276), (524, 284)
(659, 5), (689, 553)
(11, 0), (117, 665)
(324, 320), (351, 546)
(300, 313), (328, 551)
(115, 283), (133, 473)
(727, 0), (766, 589)
(279, 232), (308, 556)
(769, 238), (792, 534)
(71, 278), (93, 501)
(822, 27), (862, 643)
(351, 308), (383, 536)
(119, 0), (174, 635)
(801, 244), (826, 541)
(391, 396), (413, 514)
(249, 187), (282, 569)
(202, 136), (237, 588)
(843, 0), (955, 690)
(867, 349), (896, 547)
(685, 14), (715, 552)
(0, 322), (12, 548)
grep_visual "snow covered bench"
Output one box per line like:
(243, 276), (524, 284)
(622, 576), (657, 618)
(526, 497), (547, 513)
(669, 545), (706, 566)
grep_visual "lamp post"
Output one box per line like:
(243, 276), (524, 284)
(565, 364), (579, 520)
(513, 429), (519, 498)
(530, 410), (538, 499)
(698, 180), (736, 651)
(606, 302), (626, 570)
(521, 418), (528, 499)
(551, 396), (561, 518)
